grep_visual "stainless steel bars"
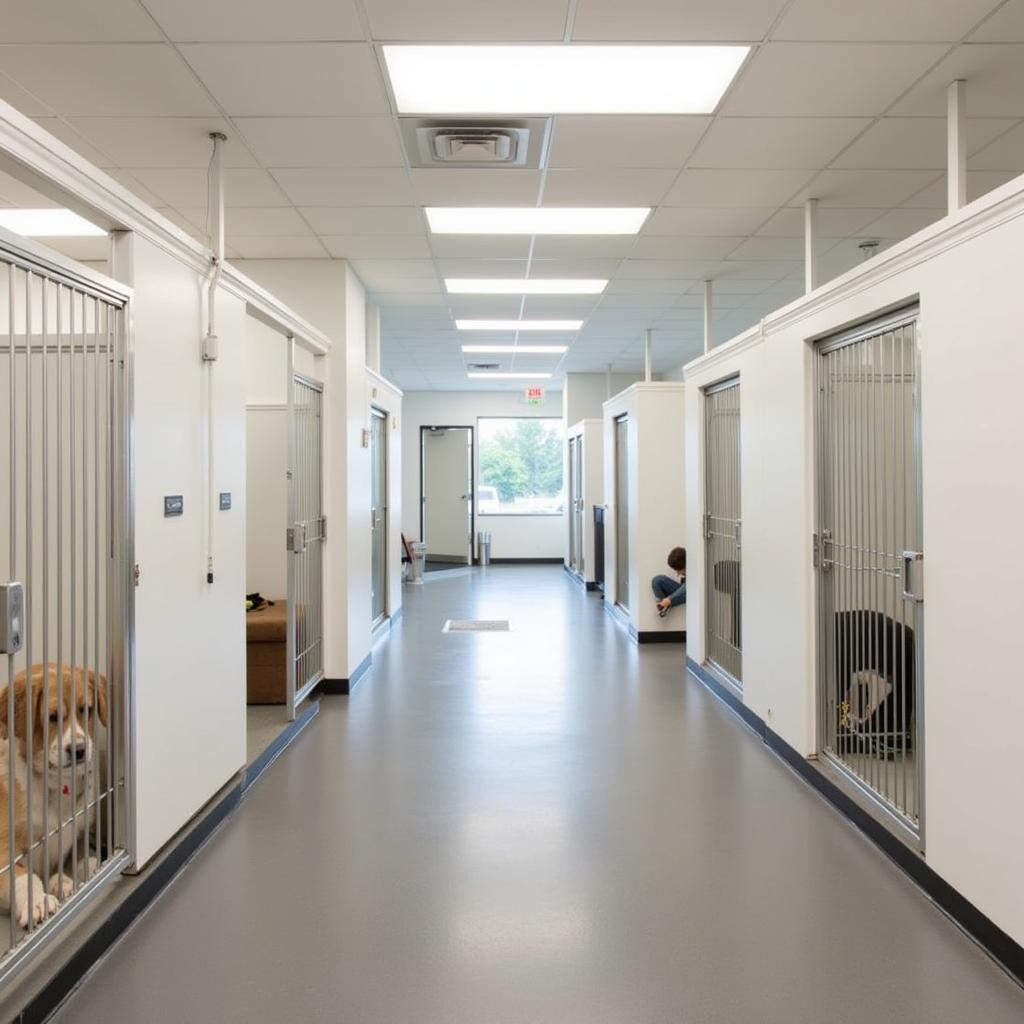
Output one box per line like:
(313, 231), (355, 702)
(614, 416), (630, 611)
(703, 377), (742, 686)
(815, 307), (923, 844)
(370, 408), (387, 627)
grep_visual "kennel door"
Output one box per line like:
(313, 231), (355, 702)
(573, 436), (585, 577)
(370, 408), (387, 627)
(703, 377), (742, 686)
(614, 415), (630, 611)
(567, 436), (579, 574)
(815, 308), (923, 843)
(286, 361), (325, 720)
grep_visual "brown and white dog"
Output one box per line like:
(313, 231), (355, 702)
(0, 664), (107, 929)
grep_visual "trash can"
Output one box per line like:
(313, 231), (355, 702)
(410, 541), (428, 584)
(477, 530), (493, 566)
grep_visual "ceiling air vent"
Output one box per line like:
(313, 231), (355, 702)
(400, 118), (551, 169)
(467, 362), (501, 371)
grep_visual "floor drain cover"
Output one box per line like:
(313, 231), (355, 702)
(443, 619), (510, 633)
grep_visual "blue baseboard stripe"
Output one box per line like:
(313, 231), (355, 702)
(685, 657), (1024, 989)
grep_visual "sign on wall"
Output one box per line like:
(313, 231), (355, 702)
(523, 386), (545, 406)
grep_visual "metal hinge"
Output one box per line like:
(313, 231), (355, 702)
(815, 529), (833, 572)
(703, 513), (712, 540)
(320, 516), (327, 543)
(287, 524), (307, 554)
(133, 563), (141, 587)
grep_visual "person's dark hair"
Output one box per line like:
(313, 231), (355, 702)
(667, 547), (686, 573)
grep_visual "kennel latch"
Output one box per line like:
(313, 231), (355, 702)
(287, 523), (307, 554)
(902, 550), (924, 603)
(0, 581), (23, 654)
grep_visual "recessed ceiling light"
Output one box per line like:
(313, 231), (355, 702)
(0, 208), (105, 237)
(383, 45), (749, 115)
(462, 345), (567, 354)
(427, 208), (648, 235)
(446, 278), (607, 295)
(467, 372), (553, 380)
(456, 319), (582, 331)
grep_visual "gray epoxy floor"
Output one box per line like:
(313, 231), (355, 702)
(55, 567), (1023, 1023)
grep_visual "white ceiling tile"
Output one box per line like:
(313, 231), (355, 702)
(320, 235), (431, 258)
(142, 0), (363, 41)
(573, 0), (787, 40)
(630, 236), (740, 259)
(542, 168), (676, 206)
(517, 258), (622, 277)
(793, 168), (941, 207)
(178, 43), (387, 115)
(727, 236), (804, 260)
(691, 277), (772, 295)
(529, 236), (635, 258)
(0, 0), (162, 42)
(853, 208), (944, 240)
(367, 292), (446, 306)
(548, 116), (709, 168)
(723, 43), (947, 116)
(434, 258), (528, 277)
(605, 279), (694, 295)
(40, 235), (111, 261)
(128, 167), (289, 207)
(349, 258), (437, 279)
(970, 1), (1024, 41)
(0, 44), (218, 115)
(429, 236), (532, 258)
(691, 117), (871, 169)
(902, 170), (1021, 207)
(833, 117), (1017, 169)
(773, 0), (998, 42)
(756, 206), (885, 237)
(183, 206), (312, 235)
(66, 116), (256, 167)
(0, 168), (58, 207)
(642, 206), (775, 236)
(30, 118), (112, 166)
(617, 259), (716, 279)
(411, 169), (541, 205)
(0, 71), (52, 116)
(272, 168), (413, 205)
(298, 205), (422, 234)
(969, 121), (1024, 171)
(890, 44), (1024, 117)
(598, 292), (682, 308)
(102, 168), (174, 208)
(363, 0), (570, 41)
(229, 235), (328, 257)
(664, 168), (813, 207)
(235, 117), (402, 167)
(521, 295), (601, 314)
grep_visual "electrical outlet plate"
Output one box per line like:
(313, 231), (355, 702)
(164, 495), (184, 517)
(219, 492), (232, 510)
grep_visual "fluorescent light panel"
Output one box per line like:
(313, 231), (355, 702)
(446, 278), (607, 295)
(462, 345), (567, 354)
(0, 208), (105, 237)
(383, 45), (749, 115)
(427, 207), (648, 235)
(467, 372), (552, 380)
(456, 319), (582, 331)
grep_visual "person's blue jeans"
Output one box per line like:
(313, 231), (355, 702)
(652, 574), (686, 607)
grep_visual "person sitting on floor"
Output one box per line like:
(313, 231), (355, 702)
(652, 547), (686, 618)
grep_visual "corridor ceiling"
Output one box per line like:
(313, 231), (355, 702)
(1, 0), (1024, 389)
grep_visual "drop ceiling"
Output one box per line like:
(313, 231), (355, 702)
(0, 0), (1022, 390)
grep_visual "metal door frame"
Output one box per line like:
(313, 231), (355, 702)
(370, 406), (388, 628)
(574, 434), (584, 576)
(702, 375), (742, 688)
(419, 425), (474, 565)
(286, 342), (325, 720)
(567, 434), (580, 574)
(813, 305), (925, 848)
(614, 414), (630, 611)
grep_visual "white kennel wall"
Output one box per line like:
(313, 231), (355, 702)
(683, 173), (1024, 947)
(367, 371), (403, 625)
(603, 383), (687, 639)
(564, 419), (603, 587)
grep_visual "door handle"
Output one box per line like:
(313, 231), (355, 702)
(902, 550), (924, 602)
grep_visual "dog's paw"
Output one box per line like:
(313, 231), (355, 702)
(82, 855), (99, 880)
(48, 872), (75, 899)
(15, 876), (59, 928)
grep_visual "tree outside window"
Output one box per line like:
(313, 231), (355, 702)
(478, 418), (564, 515)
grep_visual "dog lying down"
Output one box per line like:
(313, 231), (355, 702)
(0, 664), (107, 929)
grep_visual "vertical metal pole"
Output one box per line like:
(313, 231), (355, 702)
(643, 329), (652, 383)
(286, 337), (297, 721)
(703, 280), (713, 354)
(804, 198), (819, 293)
(24, 270), (34, 932)
(947, 79), (967, 215)
(41, 277), (50, 914)
(605, 363), (611, 400)
(7, 262), (15, 949)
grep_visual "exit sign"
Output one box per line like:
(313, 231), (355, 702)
(523, 387), (545, 406)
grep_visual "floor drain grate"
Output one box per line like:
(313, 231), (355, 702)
(443, 619), (510, 633)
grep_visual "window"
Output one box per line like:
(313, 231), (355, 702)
(478, 418), (564, 516)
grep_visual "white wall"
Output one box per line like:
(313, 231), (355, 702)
(563, 372), (641, 425)
(683, 174), (1024, 947)
(604, 383), (687, 638)
(112, 232), (247, 868)
(401, 390), (564, 560)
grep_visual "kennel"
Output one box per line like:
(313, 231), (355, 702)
(815, 307), (924, 843)
(0, 228), (133, 980)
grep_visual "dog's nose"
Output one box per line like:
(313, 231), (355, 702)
(70, 745), (87, 762)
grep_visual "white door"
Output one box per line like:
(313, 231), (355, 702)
(422, 427), (472, 565)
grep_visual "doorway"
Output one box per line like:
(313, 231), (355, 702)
(370, 408), (388, 626)
(420, 426), (473, 568)
(568, 435), (584, 577)
(614, 415), (630, 610)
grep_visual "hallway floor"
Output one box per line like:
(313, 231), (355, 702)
(55, 567), (1023, 1023)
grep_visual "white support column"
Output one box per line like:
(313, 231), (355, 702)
(804, 197), (818, 293)
(366, 303), (381, 374)
(703, 280), (713, 355)
(606, 363), (612, 399)
(207, 132), (226, 261)
(644, 328), (652, 382)
(948, 79), (967, 214)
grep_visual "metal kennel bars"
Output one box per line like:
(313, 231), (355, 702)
(370, 407), (387, 628)
(0, 229), (133, 982)
(815, 307), (924, 844)
(614, 415), (630, 611)
(286, 347), (325, 720)
(703, 377), (742, 687)
(568, 434), (583, 577)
